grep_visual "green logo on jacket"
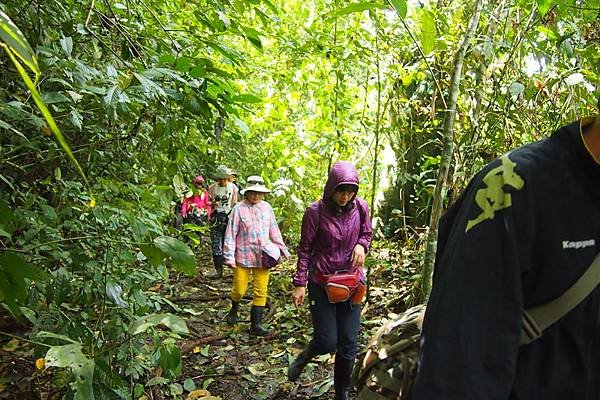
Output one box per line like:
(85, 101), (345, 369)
(466, 153), (524, 232)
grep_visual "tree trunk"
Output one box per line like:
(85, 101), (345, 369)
(418, 0), (485, 303)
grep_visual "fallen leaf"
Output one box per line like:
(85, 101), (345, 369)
(35, 358), (46, 369)
(148, 284), (162, 292)
(270, 350), (286, 358)
(2, 338), (19, 352)
(186, 389), (209, 400)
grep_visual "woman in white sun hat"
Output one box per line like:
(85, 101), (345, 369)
(222, 175), (290, 335)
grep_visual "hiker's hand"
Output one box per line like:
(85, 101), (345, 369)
(351, 244), (365, 267)
(226, 262), (236, 269)
(291, 286), (306, 307)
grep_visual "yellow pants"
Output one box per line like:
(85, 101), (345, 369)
(231, 266), (270, 306)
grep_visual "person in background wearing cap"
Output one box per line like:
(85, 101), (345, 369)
(288, 161), (372, 400)
(207, 165), (239, 279)
(181, 175), (211, 226)
(222, 176), (290, 335)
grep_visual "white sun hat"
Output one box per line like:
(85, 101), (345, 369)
(241, 175), (271, 194)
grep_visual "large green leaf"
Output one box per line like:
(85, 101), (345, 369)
(242, 26), (263, 49)
(388, 0), (408, 19)
(419, 9), (436, 55)
(0, 199), (15, 237)
(140, 244), (165, 267)
(59, 35), (73, 58)
(0, 253), (40, 316)
(41, 92), (70, 104)
(0, 10), (39, 75)
(45, 344), (95, 400)
(129, 313), (189, 335)
(133, 72), (167, 98)
(231, 93), (262, 103)
(536, 0), (554, 16)
(205, 41), (242, 65)
(36, 331), (80, 344)
(153, 236), (195, 275)
(143, 67), (189, 84)
(159, 343), (182, 378)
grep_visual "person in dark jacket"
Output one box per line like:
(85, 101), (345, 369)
(411, 108), (600, 400)
(288, 160), (373, 400)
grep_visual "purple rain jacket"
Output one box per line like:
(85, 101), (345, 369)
(292, 161), (373, 287)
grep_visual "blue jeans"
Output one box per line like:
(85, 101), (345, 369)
(307, 280), (362, 361)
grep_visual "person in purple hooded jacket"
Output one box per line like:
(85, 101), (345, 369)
(288, 161), (372, 400)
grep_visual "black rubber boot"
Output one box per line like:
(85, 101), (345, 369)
(287, 346), (317, 382)
(250, 305), (271, 336)
(225, 300), (239, 325)
(334, 357), (354, 400)
(210, 255), (223, 278)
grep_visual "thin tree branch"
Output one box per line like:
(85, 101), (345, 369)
(0, 331), (51, 348)
(85, 0), (95, 27)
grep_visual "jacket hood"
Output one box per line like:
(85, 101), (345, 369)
(323, 161), (360, 201)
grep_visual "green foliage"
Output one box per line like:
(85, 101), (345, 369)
(0, 9), (39, 74)
(152, 236), (196, 276)
(45, 344), (95, 400)
(389, 0), (408, 19)
(129, 313), (189, 336)
(378, 0), (599, 240)
(158, 339), (183, 378)
(0, 252), (42, 316)
(0, 10), (92, 196)
(0, 0), (598, 396)
(536, 0), (554, 16)
(327, 2), (387, 20)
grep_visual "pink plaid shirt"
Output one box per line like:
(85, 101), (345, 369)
(223, 200), (290, 268)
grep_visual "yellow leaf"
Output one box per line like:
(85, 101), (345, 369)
(35, 358), (45, 369)
(0, 383), (5, 392)
(89, 197), (96, 208)
(186, 389), (209, 400)
(2, 338), (19, 352)
(192, 346), (201, 353)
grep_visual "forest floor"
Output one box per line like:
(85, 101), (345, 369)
(0, 242), (416, 400)
(173, 244), (415, 400)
